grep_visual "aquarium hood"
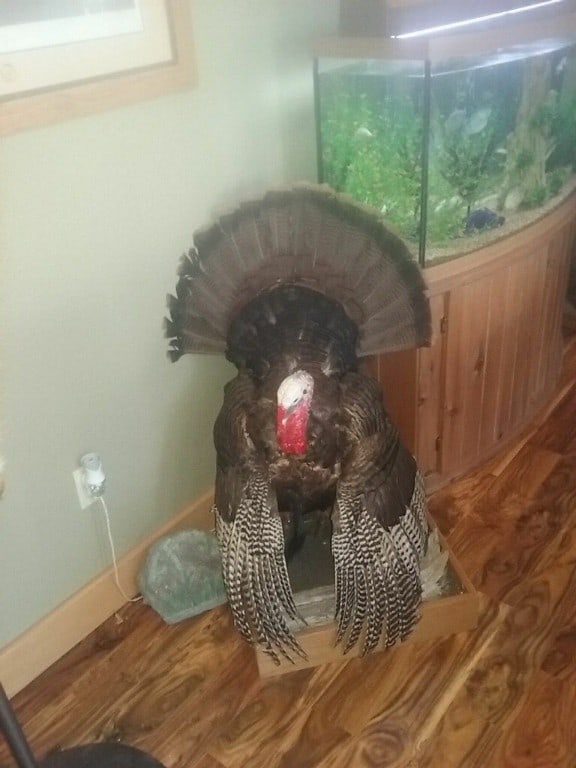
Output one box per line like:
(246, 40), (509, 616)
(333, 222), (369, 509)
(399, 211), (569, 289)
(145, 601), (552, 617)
(391, 0), (566, 40)
(318, 3), (576, 64)
(340, 0), (574, 40)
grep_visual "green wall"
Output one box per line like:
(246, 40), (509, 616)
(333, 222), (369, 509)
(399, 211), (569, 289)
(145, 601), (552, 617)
(0, 0), (337, 649)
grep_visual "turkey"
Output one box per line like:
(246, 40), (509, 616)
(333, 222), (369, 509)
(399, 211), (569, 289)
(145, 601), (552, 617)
(166, 184), (432, 663)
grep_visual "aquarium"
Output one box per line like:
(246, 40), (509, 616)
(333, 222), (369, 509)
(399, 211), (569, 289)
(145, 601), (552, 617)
(315, 37), (576, 265)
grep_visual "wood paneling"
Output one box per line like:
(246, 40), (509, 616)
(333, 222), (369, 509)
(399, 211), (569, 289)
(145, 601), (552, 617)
(373, 193), (576, 488)
(416, 292), (447, 476)
(318, 10), (576, 62)
(374, 292), (446, 475)
(374, 347), (418, 454)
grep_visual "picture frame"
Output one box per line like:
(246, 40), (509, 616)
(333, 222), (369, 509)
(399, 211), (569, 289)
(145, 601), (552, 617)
(0, 0), (195, 136)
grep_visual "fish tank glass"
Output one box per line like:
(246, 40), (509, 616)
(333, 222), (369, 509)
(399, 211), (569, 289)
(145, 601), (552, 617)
(315, 36), (576, 265)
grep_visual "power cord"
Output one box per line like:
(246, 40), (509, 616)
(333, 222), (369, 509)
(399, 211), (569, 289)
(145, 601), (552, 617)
(98, 496), (142, 604)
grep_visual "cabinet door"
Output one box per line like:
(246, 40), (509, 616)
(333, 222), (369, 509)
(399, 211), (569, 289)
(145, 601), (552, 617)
(439, 231), (572, 481)
(367, 292), (447, 478)
(369, 348), (418, 456)
(415, 292), (447, 479)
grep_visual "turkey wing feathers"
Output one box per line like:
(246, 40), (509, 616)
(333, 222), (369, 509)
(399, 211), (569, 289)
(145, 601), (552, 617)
(213, 372), (305, 663)
(334, 373), (429, 654)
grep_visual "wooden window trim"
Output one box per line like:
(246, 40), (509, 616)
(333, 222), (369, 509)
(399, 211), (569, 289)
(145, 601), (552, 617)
(0, 0), (195, 137)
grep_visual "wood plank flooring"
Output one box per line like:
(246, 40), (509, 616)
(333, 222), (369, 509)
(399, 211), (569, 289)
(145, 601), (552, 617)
(3, 335), (576, 768)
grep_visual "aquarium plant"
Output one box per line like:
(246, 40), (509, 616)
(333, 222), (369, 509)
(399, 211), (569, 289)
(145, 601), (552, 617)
(436, 106), (501, 215)
(499, 56), (559, 210)
(548, 54), (576, 176)
(319, 77), (424, 241)
(316, 43), (576, 257)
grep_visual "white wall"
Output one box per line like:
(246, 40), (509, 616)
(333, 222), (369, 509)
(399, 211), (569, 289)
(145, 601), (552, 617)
(0, 0), (338, 649)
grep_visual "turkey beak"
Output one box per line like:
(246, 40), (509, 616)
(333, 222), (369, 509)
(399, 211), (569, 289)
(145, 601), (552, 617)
(279, 400), (300, 427)
(279, 403), (295, 427)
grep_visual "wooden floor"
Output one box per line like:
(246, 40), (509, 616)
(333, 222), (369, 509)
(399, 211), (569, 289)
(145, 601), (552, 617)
(3, 337), (576, 768)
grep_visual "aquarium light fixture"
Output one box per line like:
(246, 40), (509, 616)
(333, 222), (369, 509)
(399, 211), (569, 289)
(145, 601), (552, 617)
(392, 0), (564, 39)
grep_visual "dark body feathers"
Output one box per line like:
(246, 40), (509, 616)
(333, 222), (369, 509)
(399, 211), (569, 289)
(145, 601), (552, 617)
(167, 185), (432, 662)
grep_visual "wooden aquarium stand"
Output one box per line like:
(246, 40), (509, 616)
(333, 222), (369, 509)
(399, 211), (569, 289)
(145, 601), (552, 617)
(366, 191), (576, 491)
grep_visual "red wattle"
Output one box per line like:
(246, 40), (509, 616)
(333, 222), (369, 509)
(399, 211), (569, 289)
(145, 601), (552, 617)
(277, 404), (309, 455)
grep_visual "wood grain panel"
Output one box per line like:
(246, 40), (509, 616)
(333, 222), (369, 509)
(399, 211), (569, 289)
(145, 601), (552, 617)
(491, 671), (576, 767)
(318, 598), (503, 768)
(543, 227), (574, 392)
(23, 609), (243, 762)
(508, 253), (542, 430)
(439, 286), (467, 477)
(536, 242), (563, 399)
(416, 292), (446, 476)
(494, 260), (526, 444)
(414, 695), (502, 768)
(374, 348), (418, 454)
(530, 388), (576, 454)
(525, 450), (576, 576)
(417, 563), (576, 767)
(417, 194), (575, 487)
(123, 633), (256, 766)
(458, 278), (492, 465)
(445, 443), (561, 604)
(191, 756), (227, 768)
(368, 199), (574, 490)
(477, 269), (510, 453)
(207, 664), (342, 768)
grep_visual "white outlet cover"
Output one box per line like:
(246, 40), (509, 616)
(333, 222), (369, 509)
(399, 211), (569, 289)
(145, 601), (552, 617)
(73, 468), (96, 510)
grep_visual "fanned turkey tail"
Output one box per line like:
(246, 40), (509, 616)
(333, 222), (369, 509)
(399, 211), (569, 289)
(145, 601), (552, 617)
(166, 184), (431, 361)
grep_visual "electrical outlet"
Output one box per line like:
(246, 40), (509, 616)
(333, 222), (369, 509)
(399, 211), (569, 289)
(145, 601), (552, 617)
(73, 468), (96, 510)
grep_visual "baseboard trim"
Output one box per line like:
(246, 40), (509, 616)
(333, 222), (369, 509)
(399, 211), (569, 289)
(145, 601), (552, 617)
(0, 490), (214, 698)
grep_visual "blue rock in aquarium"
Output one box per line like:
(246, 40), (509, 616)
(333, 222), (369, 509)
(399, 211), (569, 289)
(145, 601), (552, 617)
(464, 208), (505, 234)
(139, 529), (227, 624)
